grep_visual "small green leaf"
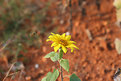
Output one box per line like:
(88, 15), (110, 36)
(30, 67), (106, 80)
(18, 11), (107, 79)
(41, 69), (59, 81)
(50, 69), (59, 81)
(59, 49), (63, 59)
(60, 59), (69, 72)
(50, 53), (59, 62)
(44, 52), (56, 58)
(70, 74), (81, 81)
(41, 72), (52, 81)
(41, 77), (47, 81)
(46, 72), (53, 81)
(45, 51), (59, 62)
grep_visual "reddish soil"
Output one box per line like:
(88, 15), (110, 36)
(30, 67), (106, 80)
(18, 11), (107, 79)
(0, 0), (121, 81)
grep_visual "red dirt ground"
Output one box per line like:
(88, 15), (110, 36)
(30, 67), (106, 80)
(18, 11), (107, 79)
(1, 0), (121, 81)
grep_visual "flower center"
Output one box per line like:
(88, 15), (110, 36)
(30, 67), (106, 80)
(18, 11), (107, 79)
(59, 39), (68, 46)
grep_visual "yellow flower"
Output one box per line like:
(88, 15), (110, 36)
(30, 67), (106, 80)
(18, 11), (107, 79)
(47, 33), (79, 53)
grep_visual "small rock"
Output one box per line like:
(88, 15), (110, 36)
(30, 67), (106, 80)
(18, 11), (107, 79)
(39, 70), (44, 73)
(75, 21), (80, 27)
(42, 46), (46, 53)
(35, 64), (39, 69)
(85, 29), (93, 41)
(102, 21), (108, 26)
(83, 62), (88, 67)
(66, 32), (70, 35)
(42, 57), (47, 62)
(25, 76), (31, 80)
(60, 20), (64, 24)
(106, 28), (111, 33)
(12, 62), (24, 71)
(114, 38), (121, 54)
(110, 43), (115, 49)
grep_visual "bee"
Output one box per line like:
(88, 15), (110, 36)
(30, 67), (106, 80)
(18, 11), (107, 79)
(113, 68), (121, 81)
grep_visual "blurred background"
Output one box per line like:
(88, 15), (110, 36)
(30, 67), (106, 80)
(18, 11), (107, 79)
(0, 0), (121, 81)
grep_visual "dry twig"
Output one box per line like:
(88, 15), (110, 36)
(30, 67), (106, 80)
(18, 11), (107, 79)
(3, 62), (16, 81)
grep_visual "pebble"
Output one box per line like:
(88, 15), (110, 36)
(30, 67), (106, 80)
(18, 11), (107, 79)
(25, 76), (31, 80)
(85, 29), (93, 41)
(66, 32), (70, 35)
(60, 19), (64, 24)
(106, 28), (111, 33)
(35, 64), (39, 69)
(39, 70), (44, 73)
(42, 57), (47, 62)
(102, 21), (108, 26)
(42, 46), (47, 53)
(12, 62), (24, 71)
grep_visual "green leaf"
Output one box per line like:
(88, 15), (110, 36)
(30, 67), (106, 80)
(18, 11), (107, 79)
(60, 59), (69, 72)
(59, 49), (63, 59)
(46, 72), (53, 81)
(70, 74), (81, 81)
(50, 53), (59, 62)
(44, 52), (56, 58)
(41, 72), (52, 81)
(41, 69), (59, 81)
(44, 51), (59, 62)
(50, 69), (59, 81)
(41, 77), (47, 81)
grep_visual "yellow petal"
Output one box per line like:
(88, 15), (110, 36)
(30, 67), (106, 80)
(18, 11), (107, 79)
(55, 34), (60, 39)
(65, 35), (71, 40)
(67, 44), (79, 49)
(71, 48), (74, 52)
(46, 39), (51, 41)
(51, 42), (58, 47)
(48, 35), (53, 38)
(51, 32), (55, 35)
(68, 41), (76, 44)
(54, 44), (61, 52)
(61, 33), (66, 38)
(50, 33), (59, 40)
(62, 45), (67, 53)
(48, 35), (56, 39)
(48, 35), (58, 42)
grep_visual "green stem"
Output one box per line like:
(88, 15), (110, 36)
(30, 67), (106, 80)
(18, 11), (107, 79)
(60, 66), (63, 81)
(59, 49), (63, 81)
